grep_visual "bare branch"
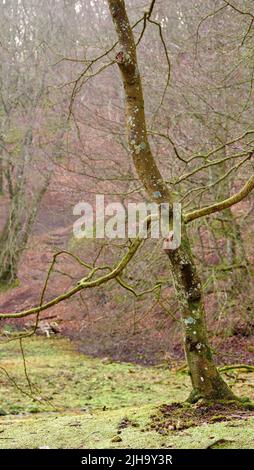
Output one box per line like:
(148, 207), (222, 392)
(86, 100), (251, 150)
(184, 174), (254, 223)
(0, 217), (156, 319)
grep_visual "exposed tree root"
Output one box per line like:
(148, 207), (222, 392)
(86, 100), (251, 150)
(147, 399), (254, 434)
(186, 394), (254, 410)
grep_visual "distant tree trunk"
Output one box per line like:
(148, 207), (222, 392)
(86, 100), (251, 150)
(0, 182), (48, 286)
(0, 192), (25, 284)
(108, 0), (236, 402)
(211, 133), (249, 277)
(224, 208), (249, 272)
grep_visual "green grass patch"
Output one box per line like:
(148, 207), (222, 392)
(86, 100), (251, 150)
(0, 336), (253, 448)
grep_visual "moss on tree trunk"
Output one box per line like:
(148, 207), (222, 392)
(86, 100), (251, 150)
(167, 224), (236, 402)
(108, 0), (243, 403)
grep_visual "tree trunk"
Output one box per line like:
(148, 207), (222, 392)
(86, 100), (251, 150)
(108, 0), (236, 402)
(0, 198), (22, 284)
(167, 225), (236, 402)
(0, 182), (48, 286)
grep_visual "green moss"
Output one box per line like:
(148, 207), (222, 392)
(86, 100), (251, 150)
(1, 405), (254, 449)
(0, 336), (188, 415)
(210, 414), (225, 422)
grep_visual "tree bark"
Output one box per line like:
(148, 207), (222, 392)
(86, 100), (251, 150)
(108, 0), (236, 402)
(167, 225), (235, 401)
(0, 195), (21, 284)
(0, 181), (48, 286)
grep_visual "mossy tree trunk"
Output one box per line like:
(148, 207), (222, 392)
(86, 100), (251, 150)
(0, 183), (48, 286)
(167, 225), (236, 401)
(108, 0), (236, 402)
(0, 194), (22, 284)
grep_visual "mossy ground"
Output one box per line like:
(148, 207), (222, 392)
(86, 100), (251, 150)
(0, 336), (254, 448)
(148, 401), (254, 434)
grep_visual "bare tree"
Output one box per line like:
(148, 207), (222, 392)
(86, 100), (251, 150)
(0, 0), (70, 285)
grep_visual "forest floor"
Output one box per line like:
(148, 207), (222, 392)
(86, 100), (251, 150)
(0, 336), (254, 449)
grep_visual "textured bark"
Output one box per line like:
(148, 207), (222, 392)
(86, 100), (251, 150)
(108, 0), (236, 401)
(0, 182), (48, 285)
(0, 195), (22, 284)
(108, 0), (172, 206)
(167, 225), (236, 401)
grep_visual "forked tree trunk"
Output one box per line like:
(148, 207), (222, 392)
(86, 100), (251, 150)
(108, 0), (236, 402)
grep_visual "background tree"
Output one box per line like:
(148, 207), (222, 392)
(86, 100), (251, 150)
(0, 0), (72, 285)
